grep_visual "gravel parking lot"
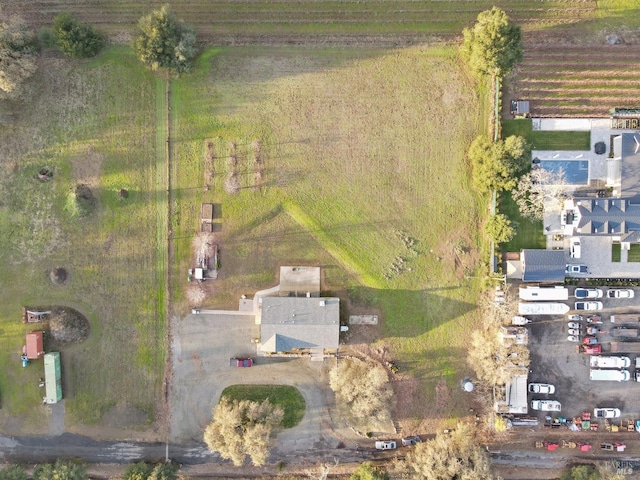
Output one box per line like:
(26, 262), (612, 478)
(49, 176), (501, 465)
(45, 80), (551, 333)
(527, 286), (640, 424)
(169, 311), (341, 453)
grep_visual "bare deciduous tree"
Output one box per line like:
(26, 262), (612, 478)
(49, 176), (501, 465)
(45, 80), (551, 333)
(511, 167), (567, 221)
(329, 358), (393, 431)
(203, 398), (283, 467)
(405, 423), (492, 480)
(468, 324), (530, 386)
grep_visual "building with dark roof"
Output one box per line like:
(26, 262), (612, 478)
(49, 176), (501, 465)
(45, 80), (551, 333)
(521, 249), (566, 283)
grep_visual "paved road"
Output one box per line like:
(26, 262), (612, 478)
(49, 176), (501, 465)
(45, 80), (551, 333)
(0, 434), (213, 465)
(0, 434), (372, 466)
(2, 433), (640, 476)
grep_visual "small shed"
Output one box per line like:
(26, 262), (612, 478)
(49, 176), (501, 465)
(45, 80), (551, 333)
(25, 331), (44, 359)
(513, 100), (530, 116)
(44, 352), (63, 404)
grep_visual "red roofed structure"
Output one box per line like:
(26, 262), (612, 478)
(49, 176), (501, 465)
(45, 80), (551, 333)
(25, 331), (44, 359)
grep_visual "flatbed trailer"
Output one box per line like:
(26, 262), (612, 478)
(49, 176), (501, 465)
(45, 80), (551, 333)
(611, 342), (640, 353)
(611, 313), (640, 324)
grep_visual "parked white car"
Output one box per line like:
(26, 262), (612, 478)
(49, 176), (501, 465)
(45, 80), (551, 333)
(607, 289), (635, 299)
(575, 288), (603, 299)
(528, 383), (556, 395)
(594, 408), (621, 418)
(531, 400), (561, 412)
(575, 302), (603, 311)
(375, 440), (397, 450)
(568, 328), (580, 336)
(567, 322), (580, 329)
(567, 335), (580, 342)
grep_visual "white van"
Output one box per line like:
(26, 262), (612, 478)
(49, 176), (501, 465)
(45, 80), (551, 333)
(589, 369), (631, 382)
(519, 286), (569, 301)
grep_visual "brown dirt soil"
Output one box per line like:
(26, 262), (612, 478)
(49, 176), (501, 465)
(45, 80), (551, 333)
(507, 42), (640, 118)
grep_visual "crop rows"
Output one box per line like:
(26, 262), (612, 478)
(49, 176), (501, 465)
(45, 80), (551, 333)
(511, 45), (640, 118)
(7, 0), (597, 40)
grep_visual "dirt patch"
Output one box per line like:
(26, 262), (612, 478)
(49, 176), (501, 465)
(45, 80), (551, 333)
(37, 167), (53, 182)
(71, 145), (104, 188)
(435, 231), (478, 280)
(49, 266), (68, 285)
(49, 305), (90, 343)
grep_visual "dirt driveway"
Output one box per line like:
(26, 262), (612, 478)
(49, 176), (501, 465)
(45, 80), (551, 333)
(169, 312), (343, 452)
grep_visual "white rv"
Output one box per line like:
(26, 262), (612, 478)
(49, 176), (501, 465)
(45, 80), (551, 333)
(519, 286), (569, 301)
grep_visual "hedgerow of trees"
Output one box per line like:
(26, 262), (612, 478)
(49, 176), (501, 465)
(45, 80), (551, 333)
(329, 358), (393, 432)
(484, 213), (517, 244)
(405, 423), (492, 480)
(203, 397), (283, 466)
(460, 6), (523, 78)
(124, 461), (178, 480)
(53, 13), (104, 58)
(33, 460), (88, 480)
(0, 15), (38, 99)
(0, 465), (28, 480)
(134, 5), (197, 73)
(468, 134), (530, 192)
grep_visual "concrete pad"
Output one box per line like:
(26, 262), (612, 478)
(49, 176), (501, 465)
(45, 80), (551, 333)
(535, 118), (592, 131)
(279, 266), (320, 296)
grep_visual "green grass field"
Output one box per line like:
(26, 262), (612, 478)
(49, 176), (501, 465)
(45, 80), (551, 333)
(0, 47), (165, 429)
(221, 385), (306, 428)
(502, 120), (591, 150)
(171, 45), (489, 427)
(499, 192), (546, 252)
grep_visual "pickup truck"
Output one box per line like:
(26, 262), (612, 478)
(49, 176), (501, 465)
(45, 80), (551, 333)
(229, 358), (253, 367)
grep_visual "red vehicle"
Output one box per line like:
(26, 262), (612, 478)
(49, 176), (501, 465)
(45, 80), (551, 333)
(583, 336), (598, 345)
(586, 315), (603, 324)
(230, 358), (253, 367)
(578, 344), (602, 354)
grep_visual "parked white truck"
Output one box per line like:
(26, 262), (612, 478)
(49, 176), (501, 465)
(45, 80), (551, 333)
(590, 356), (631, 369)
(589, 369), (631, 382)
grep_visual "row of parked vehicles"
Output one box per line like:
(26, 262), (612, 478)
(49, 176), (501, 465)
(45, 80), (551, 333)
(529, 381), (621, 417)
(375, 436), (421, 450)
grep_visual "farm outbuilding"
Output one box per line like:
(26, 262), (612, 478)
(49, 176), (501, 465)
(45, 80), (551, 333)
(25, 331), (44, 359)
(44, 352), (62, 404)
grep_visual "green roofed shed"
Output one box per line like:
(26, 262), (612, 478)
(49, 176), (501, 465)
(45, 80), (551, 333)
(44, 352), (62, 404)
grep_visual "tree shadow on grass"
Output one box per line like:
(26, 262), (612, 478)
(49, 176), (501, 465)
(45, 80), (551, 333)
(332, 285), (477, 339)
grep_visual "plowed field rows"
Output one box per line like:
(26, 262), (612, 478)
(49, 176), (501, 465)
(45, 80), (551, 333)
(510, 45), (640, 118)
(4, 0), (598, 42)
